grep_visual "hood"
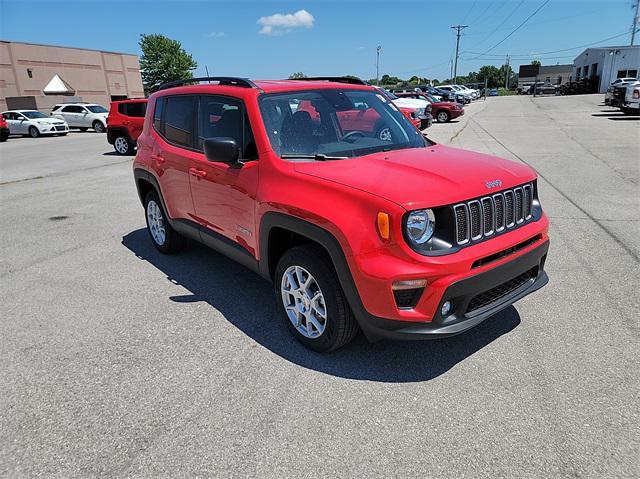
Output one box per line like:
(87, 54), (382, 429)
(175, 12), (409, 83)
(392, 98), (428, 109)
(38, 117), (65, 124)
(294, 144), (536, 210)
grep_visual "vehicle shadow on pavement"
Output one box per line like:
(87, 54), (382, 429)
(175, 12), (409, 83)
(122, 229), (521, 383)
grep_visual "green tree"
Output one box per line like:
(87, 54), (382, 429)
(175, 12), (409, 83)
(139, 34), (197, 94)
(531, 60), (542, 67)
(289, 72), (308, 79)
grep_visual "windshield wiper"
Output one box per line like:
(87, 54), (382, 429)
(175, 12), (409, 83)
(281, 154), (348, 161)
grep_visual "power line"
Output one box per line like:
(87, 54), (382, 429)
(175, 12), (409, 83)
(469, 1), (496, 26)
(473, 0), (525, 47)
(461, 0), (478, 24)
(466, 0), (551, 60)
(463, 30), (631, 59)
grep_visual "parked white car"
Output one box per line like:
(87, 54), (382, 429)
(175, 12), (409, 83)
(1, 110), (69, 137)
(456, 85), (480, 99)
(51, 103), (108, 132)
(622, 81), (640, 115)
(438, 85), (472, 103)
(605, 78), (637, 105)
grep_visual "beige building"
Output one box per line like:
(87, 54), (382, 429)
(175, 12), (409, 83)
(0, 40), (144, 112)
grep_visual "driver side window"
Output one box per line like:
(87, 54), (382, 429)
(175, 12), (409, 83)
(197, 95), (257, 160)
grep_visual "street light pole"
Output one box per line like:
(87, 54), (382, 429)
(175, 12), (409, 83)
(631, 0), (639, 46)
(376, 46), (382, 86)
(451, 24), (468, 84)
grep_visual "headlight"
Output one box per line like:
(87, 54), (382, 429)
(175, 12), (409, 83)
(405, 209), (435, 245)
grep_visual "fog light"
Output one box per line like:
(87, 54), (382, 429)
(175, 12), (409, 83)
(441, 300), (452, 317)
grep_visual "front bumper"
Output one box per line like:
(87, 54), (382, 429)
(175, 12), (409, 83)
(41, 124), (69, 134)
(357, 240), (549, 340)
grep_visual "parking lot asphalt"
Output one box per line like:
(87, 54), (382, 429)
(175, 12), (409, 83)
(1, 96), (638, 478)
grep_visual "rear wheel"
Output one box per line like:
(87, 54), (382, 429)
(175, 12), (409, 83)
(114, 135), (132, 155)
(144, 190), (185, 254)
(29, 126), (40, 138)
(436, 110), (450, 123)
(275, 244), (359, 352)
(93, 120), (105, 133)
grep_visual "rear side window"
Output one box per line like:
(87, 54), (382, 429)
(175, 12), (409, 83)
(118, 102), (147, 117)
(153, 98), (164, 132)
(62, 105), (83, 113)
(51, 105), (61, 112)
(163, 96), (195, 147)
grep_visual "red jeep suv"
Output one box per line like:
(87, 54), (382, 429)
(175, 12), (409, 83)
(107, 99), (148, 155)
(133, 76), (549, 351)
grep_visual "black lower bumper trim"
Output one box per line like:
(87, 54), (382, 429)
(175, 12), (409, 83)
(359, 240), (549, 341)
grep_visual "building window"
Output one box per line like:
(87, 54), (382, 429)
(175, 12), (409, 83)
(617, 70), (627, 78)
(628, 70), (638, 78)
(27, 69), (33, 78)
(583, 65), (589, 77)
(591, 63), (598, 77)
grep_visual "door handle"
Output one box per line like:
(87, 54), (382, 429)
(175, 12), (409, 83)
(151, 153), (165, 163)
(189, 167), (207, 178)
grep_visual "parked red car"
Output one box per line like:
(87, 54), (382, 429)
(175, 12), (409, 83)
(395, 92), (464, 123)
(0, 115), (9, 142)
(107, 99), (148, 155)
(133, 76), (549, 351)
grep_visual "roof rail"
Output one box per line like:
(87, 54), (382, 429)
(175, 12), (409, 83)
(157, 77), (258, 91)
(290, 76), (368, 85)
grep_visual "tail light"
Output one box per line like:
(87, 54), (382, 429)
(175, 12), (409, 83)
(633, 89), (640, 99)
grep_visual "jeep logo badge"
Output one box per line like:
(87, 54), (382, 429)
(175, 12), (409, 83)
(485, 179), (502, 189)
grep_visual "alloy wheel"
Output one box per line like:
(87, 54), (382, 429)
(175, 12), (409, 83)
(114, 137), (129, 154)
(281, 265), (327, 339)
(146, 200), (166, 245)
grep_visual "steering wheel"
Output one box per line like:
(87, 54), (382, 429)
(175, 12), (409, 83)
(342, 130), (366, 142)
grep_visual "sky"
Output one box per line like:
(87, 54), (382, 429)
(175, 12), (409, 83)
(0, 0), (637, 81)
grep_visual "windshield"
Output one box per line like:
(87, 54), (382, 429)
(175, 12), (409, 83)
(259, 88), (426, 159)
(86, 105), (108, 113)
(22, 111), (48, 119)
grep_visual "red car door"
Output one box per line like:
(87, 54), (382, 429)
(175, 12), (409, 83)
(188, 95), (259, 256)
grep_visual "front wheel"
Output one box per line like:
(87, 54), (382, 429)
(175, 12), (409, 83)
(29, 126), (40, 138)
(93, 121), (105, 133)
(436, 110), (450, 123)
(144, 191), (185, 254)
(113, 135), (133, 155)
(275, 245), (359, 352)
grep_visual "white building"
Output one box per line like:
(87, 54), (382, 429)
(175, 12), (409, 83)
(573, 46), (640, 93)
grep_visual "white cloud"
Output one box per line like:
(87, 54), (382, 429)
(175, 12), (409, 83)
(206, 31), (225, 38)
(257, 9), (314, 35)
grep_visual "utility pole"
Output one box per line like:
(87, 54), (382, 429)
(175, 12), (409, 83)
(450, 59), (454, 81)
(451, 24), (468, 84)
(505, 54), (510, 89)
(376, 46), (382, 86)
(632, 0), (639, 46)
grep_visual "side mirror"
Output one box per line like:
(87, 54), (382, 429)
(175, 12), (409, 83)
(204, 137), (240, 165)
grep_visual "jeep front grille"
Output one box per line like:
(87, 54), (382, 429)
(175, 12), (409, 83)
(453, 183), (534, 246)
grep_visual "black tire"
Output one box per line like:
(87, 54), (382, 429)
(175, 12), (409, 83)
(93, 120), (105, 133)
(144, 190), (185, 254)
(0, 135), (7, 142)
(79, 127), (88, 132)
(436, 110), (450, 123)
(28, 126), (40, 138)
(274, 244), (359, 352)
(113, 135), (133, 155)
